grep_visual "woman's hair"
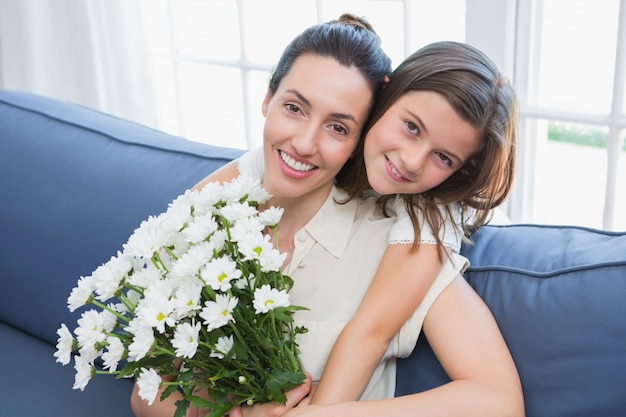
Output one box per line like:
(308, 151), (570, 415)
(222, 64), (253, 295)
(268, 13), (392, 100)
(337, 41), (519, 252)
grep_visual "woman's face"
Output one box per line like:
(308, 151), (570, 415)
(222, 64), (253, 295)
(363, 90), (481, 196)
(261, 53), (373, 206)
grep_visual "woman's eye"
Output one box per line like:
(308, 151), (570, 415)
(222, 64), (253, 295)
(406, 121), (419, 135)
(331, 124), (348, 135)
(436, 152), (452, 166)
(286, 103), (302, 114)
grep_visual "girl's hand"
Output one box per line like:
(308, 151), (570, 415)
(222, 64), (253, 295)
(228, 374), (313, 417)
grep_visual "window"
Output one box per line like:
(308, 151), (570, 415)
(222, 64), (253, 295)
(513, 0), (625, 230)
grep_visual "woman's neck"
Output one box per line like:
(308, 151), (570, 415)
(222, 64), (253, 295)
(264, 186), (332, 266)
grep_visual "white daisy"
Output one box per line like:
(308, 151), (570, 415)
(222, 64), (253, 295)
(229, 217), (265, 244)
(74, 309), (107, 349)
(72, 355), (94, 391)
(101, 336), (125, 371)
(210, 335), (234, 359)
(136, 293), (176, 334)
(220, 202), (257, 223)
(172, 321), (201, 358)
(200, 256), (242, 292)
(53, 323), (75, 365)
(259, 248), (287, 273)
(238, 233), (274, 262)
(126, 319), (155, 362)
(67, 276), (95, 312)
(183, 214), (218, 244)
(92, 253), (132, 302)
(253, 285), (290, 314)
(136, 367), (161, 405)
(172, 284), (203, 320)
(200, 294), (238, 331)
(257, 206), (284, 227)
(123, 215), (170, 258)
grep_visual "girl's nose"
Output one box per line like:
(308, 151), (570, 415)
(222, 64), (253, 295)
(402, 142), (428, 175)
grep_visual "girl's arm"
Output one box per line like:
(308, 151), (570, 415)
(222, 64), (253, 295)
(284, 276), (525, 417)
(310, 242), (444, 404)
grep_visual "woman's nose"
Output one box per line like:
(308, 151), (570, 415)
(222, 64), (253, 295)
(292, 125), (318, 156)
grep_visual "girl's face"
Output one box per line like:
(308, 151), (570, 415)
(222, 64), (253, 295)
(261, 53), (373, 206)
(364, 90), (481, 196)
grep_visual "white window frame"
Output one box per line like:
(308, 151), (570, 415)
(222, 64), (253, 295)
(467, 0), (625, 230)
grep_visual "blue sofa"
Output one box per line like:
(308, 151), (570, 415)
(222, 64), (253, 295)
(1, 89), (625, 417)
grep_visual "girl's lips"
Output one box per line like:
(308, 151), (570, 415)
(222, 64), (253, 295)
(278, 150), (317, 179)
(385, 155), (408, 182)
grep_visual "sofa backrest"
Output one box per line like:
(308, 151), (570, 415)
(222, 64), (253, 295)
(0, 90), (244, 346)
(396, 224), (626, 417)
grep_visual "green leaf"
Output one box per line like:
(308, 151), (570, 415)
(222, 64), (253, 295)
(174, 398), (190, 417)
(264, 370), (307, 403)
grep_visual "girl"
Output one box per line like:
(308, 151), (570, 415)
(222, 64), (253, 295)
(225, 40), (518, 408)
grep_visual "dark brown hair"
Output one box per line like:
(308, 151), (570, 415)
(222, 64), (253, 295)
(268, 14), (392, 98)
(336, 41), (519, 253)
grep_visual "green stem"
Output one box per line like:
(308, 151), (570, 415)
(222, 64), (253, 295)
(91, 299), (130, 323)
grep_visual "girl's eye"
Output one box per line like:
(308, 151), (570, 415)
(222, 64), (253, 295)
(435, 152), (452, 166)
(406, 121), (420, 136)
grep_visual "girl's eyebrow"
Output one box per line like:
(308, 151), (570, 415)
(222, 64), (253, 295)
(407, 109), (464, 164)
(286, 89), (359, 125)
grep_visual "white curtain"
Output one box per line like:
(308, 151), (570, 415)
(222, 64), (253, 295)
(0, 0), (157, 128)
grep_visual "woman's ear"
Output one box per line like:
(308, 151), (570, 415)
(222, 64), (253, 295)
(261, 89), (272, 117)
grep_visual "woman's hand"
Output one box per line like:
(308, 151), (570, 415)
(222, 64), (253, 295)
(228, 374), (313, 417)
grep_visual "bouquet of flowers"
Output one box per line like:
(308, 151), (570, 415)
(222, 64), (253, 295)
(54, 176), (307, 417)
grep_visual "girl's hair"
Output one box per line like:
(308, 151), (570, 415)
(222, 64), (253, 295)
(268, 13), (392, 99)
(337, 41), (519, 252)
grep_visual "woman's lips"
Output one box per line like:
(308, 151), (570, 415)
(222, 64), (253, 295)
(278, 150), (317, 179)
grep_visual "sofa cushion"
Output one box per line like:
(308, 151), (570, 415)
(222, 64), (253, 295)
(395, 224), (626, 417)
(0, 321), (135, 416)
(0, 90), (244, 346)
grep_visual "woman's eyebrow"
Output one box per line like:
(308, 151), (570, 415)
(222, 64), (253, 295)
(286, 89), (358, 125)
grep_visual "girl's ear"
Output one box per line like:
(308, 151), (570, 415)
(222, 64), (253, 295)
(261, 89), (272, 117)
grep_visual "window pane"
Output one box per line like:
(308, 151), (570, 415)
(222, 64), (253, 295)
(615, 133), (626, 231)
(241, 0), (317, 66)
(177, 62), (247, 149)
(246, 69), (274, 149)
(172, 0), (240, 60)
(532, 121), (608, 229)
(407, 0), (465, 52)
(535, 0), (619, 114)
